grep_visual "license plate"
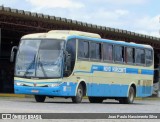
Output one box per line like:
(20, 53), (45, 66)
(31, 90), (39, 93)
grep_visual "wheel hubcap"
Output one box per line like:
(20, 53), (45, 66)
(77, 89), (82, 98)
(129, 90), (134, 102)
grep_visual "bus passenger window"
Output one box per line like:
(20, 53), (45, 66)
(135, 49), (145, 65)
(83, 41), (89, 58)
(114, 45), (124, 62)
(90, 43), (95, 59)
(90, 42), (101, 60)
(96, 43), (102, 59)
(146, 50), (153, 66)
(103, 43), (113, 61)
(78, 40), (89, 59)
(126, 47), (134, 64)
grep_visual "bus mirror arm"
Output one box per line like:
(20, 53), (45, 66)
(10, 46), (18, 62)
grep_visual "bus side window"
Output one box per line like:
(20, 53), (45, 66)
(90, 42), (101, 60)
(83, 41), (89, 58)
(78, 40), (89, 59)
(146, 49), (153, 66)
(126, 47), (134, 64)
(114, 45), (124, 62)
(96, 43), (102, 59)
(103, 43), (113, 61)
(135, 48), (145, 65)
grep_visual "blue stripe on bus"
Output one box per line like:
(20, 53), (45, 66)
(14, 81), (152, 97)
(74, 65), (154, 75)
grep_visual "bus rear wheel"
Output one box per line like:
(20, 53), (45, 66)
(72, 84), (83, 103)
(88, 97), (104, 103)
(119, 86), (135, 104)
(34, 95), (46, 102)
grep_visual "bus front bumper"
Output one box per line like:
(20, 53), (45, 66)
(14, 82), (77, 97)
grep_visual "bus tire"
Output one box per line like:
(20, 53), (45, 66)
(88, 97), (104, 103)
(72, 84), (83, 103)
(34, 95), (46, 102)
(119, 86), (135, 104)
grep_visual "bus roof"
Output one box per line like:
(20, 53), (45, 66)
(21, 30), (101, 39)
(21, 30), (152, 49)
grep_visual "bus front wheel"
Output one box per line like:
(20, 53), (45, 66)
(119, 86), (135, 104)
(34, 95), (46, 102)
(72, 84), (83, 103)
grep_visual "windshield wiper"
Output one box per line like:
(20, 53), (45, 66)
(23, 55), (36, 77)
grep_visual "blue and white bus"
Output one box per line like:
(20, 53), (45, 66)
(12, 30), (154, 104)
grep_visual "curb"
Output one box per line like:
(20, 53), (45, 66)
(0, 94), (33, 98)
(135, 97), (160, 100)
(0, 94), (160, 100)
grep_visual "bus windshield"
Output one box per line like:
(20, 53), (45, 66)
(15, 39), (64, 78)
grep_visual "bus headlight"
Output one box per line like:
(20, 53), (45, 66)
(48, 82), (63, 87)
(15, 82), (24, 86)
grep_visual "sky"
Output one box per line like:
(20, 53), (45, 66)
(0, 0), (160, 37)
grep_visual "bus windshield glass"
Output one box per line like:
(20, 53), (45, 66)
(15, 39), (64, 78)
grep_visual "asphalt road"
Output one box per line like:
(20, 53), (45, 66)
(0, 97), (160, 113)
(0, 97), (160, 122)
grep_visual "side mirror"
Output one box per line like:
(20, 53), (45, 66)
(10, 46), (18, 62)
